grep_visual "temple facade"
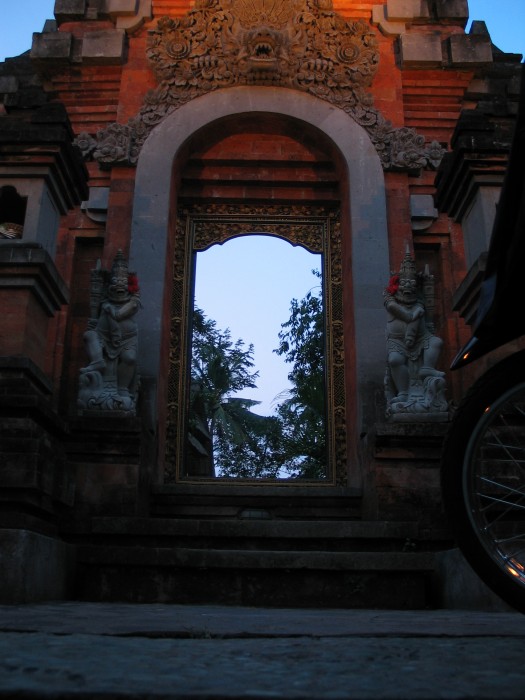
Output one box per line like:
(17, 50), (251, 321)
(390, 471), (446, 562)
(0, 0), (522, 607)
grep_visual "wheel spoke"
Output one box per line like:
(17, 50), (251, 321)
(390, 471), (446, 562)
(477, 492), (525, 511)
(469, 394), (525, 572)
(494, 533), (525, 547)
(443, 372), (525, 609)
(478, 475), (525, 500)
(484, 424), (525, 476)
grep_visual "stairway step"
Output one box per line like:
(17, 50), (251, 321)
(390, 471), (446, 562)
(88, 517), (419, 539)
(68, 510), (445, 608)
(151, 484), (362, 520)
(62, 517), (444, 552)
(78, 545), (435, 571)
(74, 546), (436, 609)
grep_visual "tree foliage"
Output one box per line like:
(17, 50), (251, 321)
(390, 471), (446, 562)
(187, 270), (326, 479)
(189, 307), (285, 478)
(274, 270), (326, 478)
(188, 308), (260, 476)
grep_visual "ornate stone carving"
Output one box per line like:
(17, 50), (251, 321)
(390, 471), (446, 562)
(384, 250), (449, 422)
(78, 251), (141, 415)
(75, 0), (445, 172)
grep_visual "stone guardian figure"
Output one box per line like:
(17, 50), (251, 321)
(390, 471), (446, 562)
(384, 250), (448, 420)
(78, 250), (140, 414)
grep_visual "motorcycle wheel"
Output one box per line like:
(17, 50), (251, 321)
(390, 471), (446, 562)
(441, 350), (525, 613)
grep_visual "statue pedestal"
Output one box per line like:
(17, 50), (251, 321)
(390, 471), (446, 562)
(386, 374), (449, 422)
(389, 411), (450, 423)
(370, 421), (451, 527)
(78, 370), (136, 415)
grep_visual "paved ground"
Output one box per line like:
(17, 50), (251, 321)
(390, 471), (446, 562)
(0, 603), (524, 699)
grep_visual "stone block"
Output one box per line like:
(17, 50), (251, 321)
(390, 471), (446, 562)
(434, 0), (468, 23)
(102, 0), (138, 16)
(386, 0), (430, 21)
(464, 78), (491, 100)
(83, 186), (110, 210)
(115, 0), (152, 33)
(0, 530), (75, 603)
(43, 20), (58, 33)
(410, 194), (437, 220)
(434, 548), (512, 611)
(398, 33), (443, 68)
(0, 356), (53, 395)
(0, 76), (19, 94)
(446, 34), (493, 67)
(81, 30), (126, 65)
(372, 5), (405, 37)
(30, 31), (73, 62)
(410, 194), (438, 231)
(81, 187), (110, 222)
(54, 0), (86, 22)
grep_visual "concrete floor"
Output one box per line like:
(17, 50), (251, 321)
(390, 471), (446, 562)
(0, 603), (524, 699)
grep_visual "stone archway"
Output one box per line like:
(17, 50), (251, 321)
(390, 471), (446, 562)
(129, 85), (389, 483)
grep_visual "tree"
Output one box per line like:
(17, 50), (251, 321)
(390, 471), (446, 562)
(274, 270), (326, 478)
(188, 307), (260, 476)
(214, 407), (285, 479)
(188, 280), (327, 480)
(188, 307), (283, 478)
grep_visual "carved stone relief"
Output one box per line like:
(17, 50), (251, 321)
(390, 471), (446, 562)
(384, 250), (449, 422)
(75, 0), (444, 173)
(78, 250), (141, 415)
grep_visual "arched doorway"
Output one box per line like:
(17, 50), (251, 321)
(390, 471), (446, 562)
(130, 86), (390, 490)
(167, 115), (342, 484)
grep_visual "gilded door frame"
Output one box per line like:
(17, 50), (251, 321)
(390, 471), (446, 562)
(165, 204), (346, 485)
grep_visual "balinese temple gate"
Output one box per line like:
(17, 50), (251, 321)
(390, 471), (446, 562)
(0, 0), (522, 607)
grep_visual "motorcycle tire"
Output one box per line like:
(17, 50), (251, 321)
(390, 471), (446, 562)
(441, 350), (525, 613)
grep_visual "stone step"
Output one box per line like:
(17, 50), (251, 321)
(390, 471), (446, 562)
(68, 515), (443, 608)
(74, 544), (436, 608)
(68, 516), (439, 552)
(78, 545), (435, 570)
(151, 484), (362, 520)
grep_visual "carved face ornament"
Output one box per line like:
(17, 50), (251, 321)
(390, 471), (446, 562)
(396, 277), (418, 306)
(238, 25), (292, 75)
(109, 274), (129, 302)
(109, 253), (130, 302)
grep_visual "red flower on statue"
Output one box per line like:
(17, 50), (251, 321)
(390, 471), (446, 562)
(128, 273), (140, 294)
(386, 274), (399, 295)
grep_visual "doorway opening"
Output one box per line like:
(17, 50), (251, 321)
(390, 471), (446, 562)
(166, 206), (346, 485)
(189, 234), (325, 479)
(158, 112), (351, 486)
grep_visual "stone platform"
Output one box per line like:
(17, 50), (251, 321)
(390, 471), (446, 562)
(0, 603), (523, 699)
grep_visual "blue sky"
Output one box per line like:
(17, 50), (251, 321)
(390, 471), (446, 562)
(0, 1), (524, 61)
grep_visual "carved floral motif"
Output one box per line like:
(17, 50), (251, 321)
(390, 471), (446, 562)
(75, 0), (445, 172)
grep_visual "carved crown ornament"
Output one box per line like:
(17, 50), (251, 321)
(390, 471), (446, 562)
(75, 0), (445, 173)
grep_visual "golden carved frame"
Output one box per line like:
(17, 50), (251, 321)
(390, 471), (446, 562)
(165, 203), (347, 485)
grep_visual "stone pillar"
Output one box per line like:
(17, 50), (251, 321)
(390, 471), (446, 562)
(0, 243), (69, 371)
(0, 245), (74, 603)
